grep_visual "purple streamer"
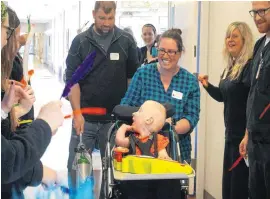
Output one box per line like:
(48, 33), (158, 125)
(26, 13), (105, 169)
(61, 51), (96, 98)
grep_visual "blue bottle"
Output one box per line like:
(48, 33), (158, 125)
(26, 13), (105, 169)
(73, 135), (94, 199)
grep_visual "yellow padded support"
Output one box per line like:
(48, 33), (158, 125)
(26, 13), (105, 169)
(117, 155), (193, 175)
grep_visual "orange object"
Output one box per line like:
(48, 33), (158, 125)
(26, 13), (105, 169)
(114, 151), (123, 162)
(28, 69), (34, 78)
(64, 107), (107, 119)
(114, 147), (129, 153)
(80, 107), (106, 115)
(20, 77), (27, 88)
(113, 151), (124, 171)
(64, 115), (72, 119)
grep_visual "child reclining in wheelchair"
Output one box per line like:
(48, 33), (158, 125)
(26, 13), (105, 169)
(114, 100), (182, 199)
(116, 100), (171, 159)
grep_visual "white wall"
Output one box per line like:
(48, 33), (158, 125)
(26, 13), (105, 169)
(173, 1), (197, 72)
(196, 2), (209, 198)
(45, 21), (52, 30)
(171, 0), (198, 162)
(200, 2), (262, 199)
(60, 2), (80, 81)
(44, 21), (53, 66)
(52, 11), (66, 76)
(171, 2), (200, 195)
(64, 3), (80, 53)
(80, 1), (95, 29)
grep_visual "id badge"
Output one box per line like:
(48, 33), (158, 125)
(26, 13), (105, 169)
(110, 53), (119, 60)
(172, 90), (183, 100)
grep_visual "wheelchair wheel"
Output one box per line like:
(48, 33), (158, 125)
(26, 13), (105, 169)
(181, 189), (188, 199)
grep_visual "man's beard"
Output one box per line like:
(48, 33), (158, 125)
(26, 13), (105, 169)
(95, 27), (111, 35)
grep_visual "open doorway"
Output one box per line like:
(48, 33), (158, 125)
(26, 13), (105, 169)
(117, 1), (169, 48)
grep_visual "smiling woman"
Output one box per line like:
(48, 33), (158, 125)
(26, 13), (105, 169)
(157, 28), (183, 79)
(140, 24), (157, 64)
(120, 28), (200, 198)
(223, 22), (254, 80)
(197, 21), (254, 199)
(121, 28), (200, 164)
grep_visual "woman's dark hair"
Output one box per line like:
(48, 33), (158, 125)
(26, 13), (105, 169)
(159, 28), (184, 52)
(142, 24), (156, 35)
(7, 7), (20, 29)
(1, 7), (20, 89)
(1, 7), (21, 132)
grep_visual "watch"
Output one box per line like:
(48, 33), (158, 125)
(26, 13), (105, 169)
(1, 109), (8, 119)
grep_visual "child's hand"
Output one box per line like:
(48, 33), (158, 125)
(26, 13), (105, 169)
(158, 155), (172, 160)
(115, 124), (132, 148)
(158, 149), (172, 160)
(166, 117), (172, 124)
(123, 124), (133, 132)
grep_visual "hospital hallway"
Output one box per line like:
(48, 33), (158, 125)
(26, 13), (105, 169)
(5, 1), (264, 198)
(23, 56), (72, 198)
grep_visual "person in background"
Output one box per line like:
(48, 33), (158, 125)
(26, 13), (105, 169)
(239, 2), (270, 199)
(140, 23), (158, 64)
(198, 22), (253, 199)
(64, 1), (140, 198)
(151, 34), (161, 58)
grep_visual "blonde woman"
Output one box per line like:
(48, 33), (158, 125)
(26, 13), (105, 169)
(198, 22), (253, 199)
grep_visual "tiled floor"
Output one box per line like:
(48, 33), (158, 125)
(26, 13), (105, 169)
(24, 57), (102, 198)
(32, 62), (72, 171)
(24, 58), (72, 198)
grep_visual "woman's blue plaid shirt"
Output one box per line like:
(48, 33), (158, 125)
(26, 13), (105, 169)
(121, 63), (200, 162)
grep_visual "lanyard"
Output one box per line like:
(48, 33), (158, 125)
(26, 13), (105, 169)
(256, 53), (263, 79)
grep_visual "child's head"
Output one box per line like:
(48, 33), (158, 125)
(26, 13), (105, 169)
(132, 100), (166, 133)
